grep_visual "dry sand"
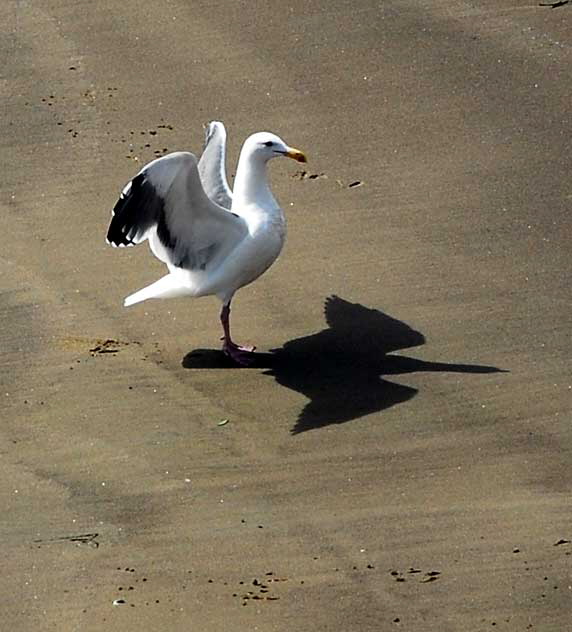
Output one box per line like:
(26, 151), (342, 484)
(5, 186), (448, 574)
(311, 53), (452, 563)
(2, 1), (571, 630)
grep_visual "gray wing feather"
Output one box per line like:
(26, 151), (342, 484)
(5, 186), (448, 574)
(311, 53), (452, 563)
(107, 151), (247, 271)
(198, 121), (233, 210)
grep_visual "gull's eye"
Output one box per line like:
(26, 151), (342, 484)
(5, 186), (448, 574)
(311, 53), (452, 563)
(263, 141), (274, 147)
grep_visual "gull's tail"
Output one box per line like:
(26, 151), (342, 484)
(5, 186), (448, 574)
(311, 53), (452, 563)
(124, 274), (189, 307)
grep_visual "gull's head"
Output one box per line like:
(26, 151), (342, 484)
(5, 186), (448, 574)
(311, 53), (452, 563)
(245, 132), (307, 164)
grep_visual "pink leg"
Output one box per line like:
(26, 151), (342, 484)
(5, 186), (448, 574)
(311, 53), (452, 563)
(220, 303), (256, 365)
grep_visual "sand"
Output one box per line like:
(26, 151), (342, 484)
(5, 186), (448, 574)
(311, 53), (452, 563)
(1, 1), (571, 630)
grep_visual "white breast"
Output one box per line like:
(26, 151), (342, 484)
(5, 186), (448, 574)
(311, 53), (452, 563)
(174, 207), (285, 301)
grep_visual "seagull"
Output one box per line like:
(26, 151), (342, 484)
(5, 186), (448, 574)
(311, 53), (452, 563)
(106, 123), (307, 365)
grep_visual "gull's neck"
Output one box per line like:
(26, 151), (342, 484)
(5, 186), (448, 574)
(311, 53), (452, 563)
(232, 150), (278, 214)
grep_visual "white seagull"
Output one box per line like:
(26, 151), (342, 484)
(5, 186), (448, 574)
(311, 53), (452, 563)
(106, 123), (307, 365)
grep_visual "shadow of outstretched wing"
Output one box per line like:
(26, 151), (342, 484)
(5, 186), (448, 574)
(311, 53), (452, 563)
(183, 295), (507, 434)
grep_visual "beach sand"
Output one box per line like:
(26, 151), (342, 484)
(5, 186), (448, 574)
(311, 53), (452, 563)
(2, 1), (571, 629)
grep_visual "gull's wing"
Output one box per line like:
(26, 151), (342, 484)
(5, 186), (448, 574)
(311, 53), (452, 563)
(106, 151), (247, 270)
(198, 121), (233, 210)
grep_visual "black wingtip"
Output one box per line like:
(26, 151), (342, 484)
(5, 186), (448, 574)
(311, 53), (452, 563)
(106, 174), (146, 247)
(107, 195), (133, 246)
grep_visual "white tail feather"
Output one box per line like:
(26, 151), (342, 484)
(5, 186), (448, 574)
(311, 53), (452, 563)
(123, 274), (189, 307)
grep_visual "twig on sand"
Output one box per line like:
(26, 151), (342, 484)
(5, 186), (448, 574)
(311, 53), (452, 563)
(539, 0), (569, 8)
(33, 532), (100, 548)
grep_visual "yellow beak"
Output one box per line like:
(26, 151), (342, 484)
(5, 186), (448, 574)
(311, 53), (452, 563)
(285, 147), (308, 163)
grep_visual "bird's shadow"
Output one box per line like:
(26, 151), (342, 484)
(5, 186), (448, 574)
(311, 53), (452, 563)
(183, 295), (507, 434)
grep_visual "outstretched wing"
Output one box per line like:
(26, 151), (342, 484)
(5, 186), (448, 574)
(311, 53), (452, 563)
(198, 121), (233, 210)
(107, 151), (247, 271)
